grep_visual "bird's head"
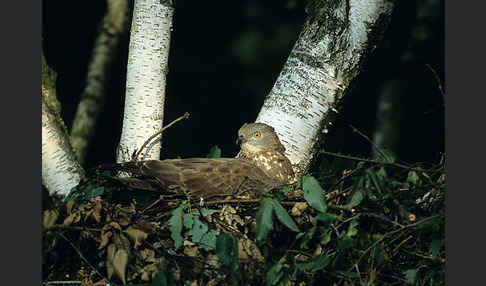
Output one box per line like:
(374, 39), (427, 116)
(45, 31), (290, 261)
(236, 123), (286, 154)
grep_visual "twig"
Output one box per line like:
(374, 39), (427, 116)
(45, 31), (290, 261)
(361, 213), (404, 228)
(425, 64), (445, 97)
(44, 225), (102, 233)
(350, 214), (442, 271)
(203, 198), (260, 206)
(392, 235), (413, 255)
(319, 150), (437, 173)
(140, 195), (163, 214)
(43, 281), (82, 285)
(424, 64), (445, 115)
(58, 232), (108, 282)
(134, 112), (190, 161)
(349, 124), (391, 162)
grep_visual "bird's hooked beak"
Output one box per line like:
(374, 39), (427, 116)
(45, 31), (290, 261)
(236, 135), (245, 146)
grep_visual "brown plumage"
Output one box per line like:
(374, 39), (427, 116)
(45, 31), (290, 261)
(111, 123), (294, 199)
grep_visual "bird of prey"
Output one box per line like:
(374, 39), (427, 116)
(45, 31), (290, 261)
(109, 123), (294, 200)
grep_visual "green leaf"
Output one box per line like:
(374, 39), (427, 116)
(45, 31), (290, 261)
(297, 254), (330, 271)
(338, 237), (354, 249)
(151, 271), (168, 286)
(188, 216), (208, 243)
(200, 208), (218, 217)
(256, 198), (299, 245)
(206, 145), (221, 158)
(299, 227), (315, 249)
(320, 231), (332, 245)
(216, 233), (239, 272)
(404, 269), (419, 284)
(270, 199), (299, 232)
(417, 217), (442, 230)
(376, 167), (387, 181)
(347, 190), (364, 209)
(169, 204), (185, 249)
(64, 188), (82, 203)
(315, 213), (336, 225)
(255, 198), (275, 244)
(182, 213), (194, 229)
(302, 176), (327, 213)
(407, 171), (420, 185)
(216, 233), (235, 265)
(295, 232), (306, 240)
(266, 258), (284, 286)
(310, 254), (331, 271)
(345, 220), (359, 237)
(429, 239), (443, 258)
(86, 186), (105, 198)
(199, 229), (217, 251)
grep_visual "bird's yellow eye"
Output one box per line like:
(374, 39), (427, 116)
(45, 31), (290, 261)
(253, 131), (261, 138)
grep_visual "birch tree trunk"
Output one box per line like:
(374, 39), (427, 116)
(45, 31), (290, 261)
(372, 79), (405, 161)
(70, 0), (130, 165)
(42, 51), (85, 197)
(255, 0), (395, 178)
(116, 0), (174, 163)
(42, 99), (85, 197)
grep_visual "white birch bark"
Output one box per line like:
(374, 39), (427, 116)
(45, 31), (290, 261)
(70, 0), (130, 165)
(116, 0), (174, 163)
(42, 98), (85, 197)
(255, 0), (395, 178)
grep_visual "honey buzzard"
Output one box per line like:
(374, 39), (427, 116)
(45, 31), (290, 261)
(111, 123), (294, 199)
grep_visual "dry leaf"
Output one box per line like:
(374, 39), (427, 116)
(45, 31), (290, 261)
(99, 230), (113, 250)
(91, 197), (103, 223)
(63, 212), (80, 227)
(106, 243), (116, 279)
(66, 199), (76, 215)
(183, 246), (198, 257)
(369, 267), (377, 284)
(113, 249), (128, 285)
(80, 277), (93, 286)
(313, 243), (322, 255)
(125, 226), (148, 250)
(237, 240), (248, 260)
(43, 209), (58, 229)
(291, 202), (308, 216)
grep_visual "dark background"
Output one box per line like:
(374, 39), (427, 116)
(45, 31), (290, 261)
(41, 0), (444, 170)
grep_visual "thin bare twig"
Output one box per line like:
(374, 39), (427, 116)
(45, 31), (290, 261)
(134, 112), (190, 161)
(424, 64), (445, 115)
(44, 225), (102, 233)
(349, 124), (391, 162)
(425, 64), (445, 97)
(43, 281), (82, 285)
(350, 214), (442, 271)
(319, 150), (438, 173)
(58, 232), (108, 282)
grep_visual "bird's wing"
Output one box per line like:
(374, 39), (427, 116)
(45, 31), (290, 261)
(139, 158), (275, 199)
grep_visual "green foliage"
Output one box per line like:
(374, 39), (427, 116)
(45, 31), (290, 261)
(346, 190), (364, 209)
(296, 254), (330, 271)
(255, 197), (299, 245)
(169, 204), (185, 249)
(64, 183), (105, 203)
(206, 145), (221, 158)
(266, 257), (285, 286)
(168, 203), (219, 251)
(404, 269), (419, 284)
(216, 233), (239, 274)
(260, 159), (444, 285)
(302, 176), (327, 213)
(151, 271), (168, 286)
(255, 198), (275, 244)
(200, 208), (218, 217)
